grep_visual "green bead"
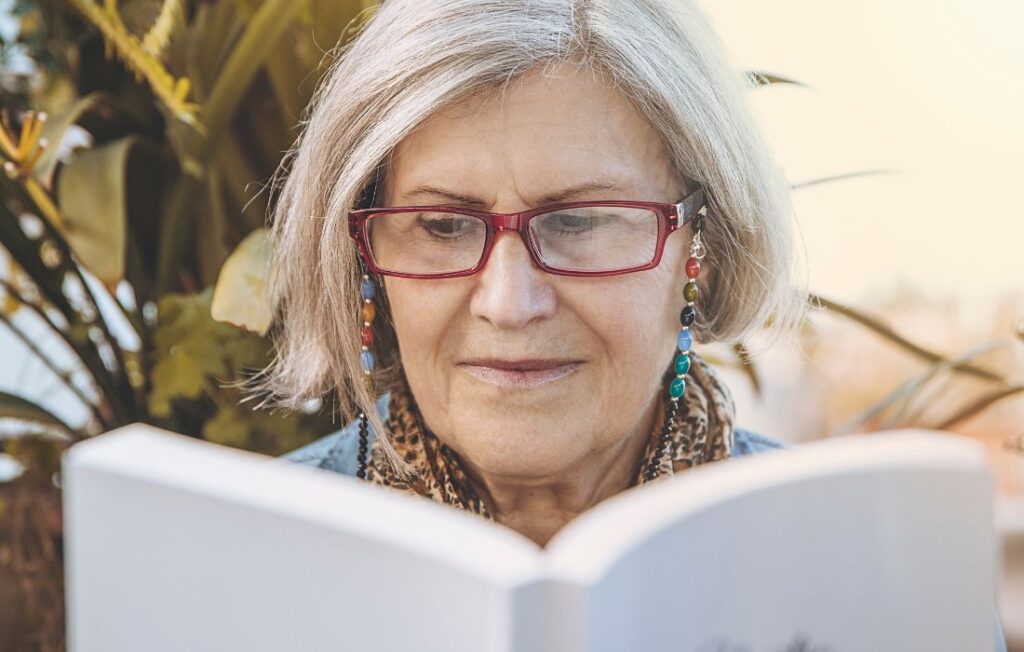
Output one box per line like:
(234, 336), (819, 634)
(675, 354), (690, 375)
(683, 281), (699, 302)
(670, 377), (686, 398)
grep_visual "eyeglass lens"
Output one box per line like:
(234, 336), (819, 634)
(366, 206), (661, 275)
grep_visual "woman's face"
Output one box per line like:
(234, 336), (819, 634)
(381, 62), (694, 481)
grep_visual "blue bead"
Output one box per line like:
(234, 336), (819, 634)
(360, 350), (375, 371)
(677, 329), (693, 351)
(361, 278), (376, 300)
(670, 377), (686, 398)
(675, 354), (690, 375)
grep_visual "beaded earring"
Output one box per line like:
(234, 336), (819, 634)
(643, 204), (707, 481)
(356, 269), (377, 479)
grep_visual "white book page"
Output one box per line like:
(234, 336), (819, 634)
(64, 425), (997, 652)
(535, 430), (995, 652)
(64, 424), (548, 652)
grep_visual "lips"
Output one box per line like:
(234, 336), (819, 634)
(456, 358), (583, 389)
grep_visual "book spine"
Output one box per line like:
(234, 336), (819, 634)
(509, 578), (586, 652)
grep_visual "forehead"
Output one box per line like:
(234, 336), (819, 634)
(384, 62), (677, 205)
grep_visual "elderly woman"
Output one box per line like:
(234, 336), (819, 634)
(267, 1), (1006, 646)
(270, 0), (803, 538)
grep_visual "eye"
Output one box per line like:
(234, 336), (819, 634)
(541, 211), (613, 235)
(548, 213), (590, 232)
(416, 213), (477, 239)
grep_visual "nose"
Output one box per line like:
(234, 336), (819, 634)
(469, 230), (557, 330)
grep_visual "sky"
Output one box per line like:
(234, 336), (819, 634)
(0, 0), (1022, 439)
(701, 0), (1023, 307)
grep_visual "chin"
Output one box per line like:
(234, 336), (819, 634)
(452, 412), (589, 477)
(468, 448), (574, 481)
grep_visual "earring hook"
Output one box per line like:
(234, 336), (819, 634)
(690, 206), (708, 260)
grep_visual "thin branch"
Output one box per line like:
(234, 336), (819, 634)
(882, 341), (1007, 428)
(2, 171), (140, 421)
(0, 280), (111, 428)
(0, 315), (93, 439)
(791, 169), (900, 190)
(937, 384), (1024, 430)
(833, 341), (1006, 436)
(746, 70), (809, 89)
(27, 183), (141, 420)
(810, 294), (1004, 382)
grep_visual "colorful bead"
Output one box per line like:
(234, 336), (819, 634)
(361, 278), (376, 300)
(685, 257), (701, 279)
(670, 377), (686, 399)
(675, 354), (690, 375)
(361, 302), (376, 322)
(677, 329), (693, 351)
(680, 304), (696, 326)
(675, 329), (692, 350)
(360, 350), (375, 371)
(683, 281), (699, 303)
(361, 326), (373, 347)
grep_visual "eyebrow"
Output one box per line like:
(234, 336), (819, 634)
(402, 180), (629, 206)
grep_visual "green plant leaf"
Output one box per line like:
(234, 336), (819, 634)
(210, 228), (271, 335)
(67, 0), (200, 125)
(292, 1), (378, 107)
(139, 0), (186, 58)
(151, 290), (231, 379)
(31, 91), (113, 184)
(249, 16), (308, 126)
(185, 0), (247, 100)
(148, 353), (207, 418)
(217, 132), (268, 233)
(201, 399), (307, 453)
(201, 402), (251, 448)
(147, 288), (275, 429)
(156, 0), (316, 292)
(0, 391), (72, 434)
(55, 136), (138, 284)
(194, 0), (310, 164)
(194, 170), (231, 287)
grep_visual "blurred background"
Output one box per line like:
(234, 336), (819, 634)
(0, 0), (1020, 649)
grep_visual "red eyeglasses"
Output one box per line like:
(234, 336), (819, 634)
(347, 186), (706, 279)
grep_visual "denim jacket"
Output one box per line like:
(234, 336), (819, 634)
(279, 391), (1008, 651)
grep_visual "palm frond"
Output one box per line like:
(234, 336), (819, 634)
(141, 0), (186, 58)
(67, 0), (199, 126)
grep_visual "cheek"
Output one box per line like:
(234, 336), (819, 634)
(383, 279), (468, 375)
(573, 269), (681, 378)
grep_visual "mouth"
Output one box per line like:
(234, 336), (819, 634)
(455, 358), (584, 390)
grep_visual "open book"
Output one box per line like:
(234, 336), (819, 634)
(63, 424), (996, 652)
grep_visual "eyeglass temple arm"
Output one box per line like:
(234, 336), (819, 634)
(674, 187), (706, 229)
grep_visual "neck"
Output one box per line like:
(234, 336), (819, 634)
(456, 395), (661, 548)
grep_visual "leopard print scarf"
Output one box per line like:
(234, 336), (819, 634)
(364, 350), (734, 520)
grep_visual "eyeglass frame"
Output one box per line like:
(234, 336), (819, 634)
(346, 185), (707, 279)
